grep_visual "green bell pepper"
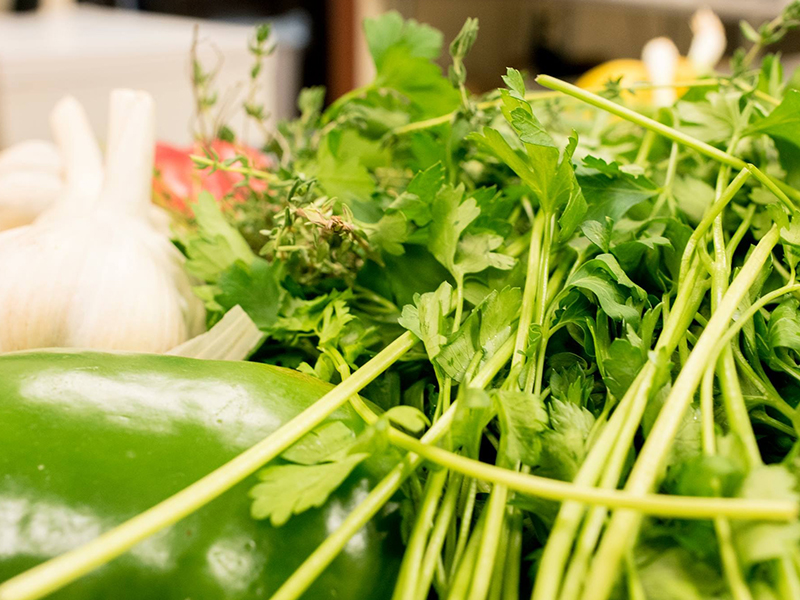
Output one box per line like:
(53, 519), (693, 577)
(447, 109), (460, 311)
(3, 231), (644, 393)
(0, 351), (403, 599)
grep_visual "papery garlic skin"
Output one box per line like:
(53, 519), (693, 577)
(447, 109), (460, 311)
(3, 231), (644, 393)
(0, 140), (63, 230)
(0, 91), (205, 354)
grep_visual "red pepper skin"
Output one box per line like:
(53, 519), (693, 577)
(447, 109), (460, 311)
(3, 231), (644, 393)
(0, 351), (402, 599)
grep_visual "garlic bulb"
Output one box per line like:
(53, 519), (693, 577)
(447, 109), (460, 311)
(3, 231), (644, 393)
(0, 140), (63, 230)
(0, 90), (205, 353)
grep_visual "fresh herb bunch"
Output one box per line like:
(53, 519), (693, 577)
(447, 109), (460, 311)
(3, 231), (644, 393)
(175, 4), (800, 600)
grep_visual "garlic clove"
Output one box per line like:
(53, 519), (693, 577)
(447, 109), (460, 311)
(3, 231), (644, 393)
(0, 170), (62, 230)
(0, 140), (64, 230)
(0, 140), (61, 175)
(100, 89), (156, 220)
(642, 37), (680, 108)
(61, 216), (196, 352)
(38, 95), (104, 222)
(688, 8), (726, 75)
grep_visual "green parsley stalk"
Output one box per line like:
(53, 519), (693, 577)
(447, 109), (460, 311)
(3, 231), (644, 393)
(474, 203), (556, 600)
(582, 225), (782, 600)
(533, 258), (708, 600)
(702, 134), (761, 600)
(416, 472), (463, 598)
(0, 331), (418, 600)
(392, 470), (449, 600)
(389, 431), (795, 519)
(535, 75), (800, 205)
(268, 336), (517, 600)
(263, 314), (799, 600)
(556, 277), (710, 600)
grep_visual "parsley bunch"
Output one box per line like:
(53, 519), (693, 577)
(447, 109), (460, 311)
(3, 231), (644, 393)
(178, 9), (800, 600)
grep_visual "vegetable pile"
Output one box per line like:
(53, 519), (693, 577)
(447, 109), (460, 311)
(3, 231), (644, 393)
(5, 5), (800, 600)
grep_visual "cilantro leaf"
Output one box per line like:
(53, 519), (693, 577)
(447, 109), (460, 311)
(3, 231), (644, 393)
(398, 281), (453, 363)
(428, 183), (515, 281)
(281, 421), (357, 465)
(565, 254), (645, 324)
(494, 390), (549, 466)
(449, 388), (493, 454)
(374, 45), (460, 118)
(184, 191), (256, 282)
(676, 92), (746, 143)
(435, 287), (522, 381)
(603, 337), (645, 399)
(363, 11), (442, 68)
(733, 465), (800, 567)
(215, 258), (285, 331)
(538, 399), (597, 481)
(308, 135), (375, 210)
(747, 89), (800, 146)
(578, 158), (659, 224)
(249, 453), (368, 526)
(386, 405), (430, 434)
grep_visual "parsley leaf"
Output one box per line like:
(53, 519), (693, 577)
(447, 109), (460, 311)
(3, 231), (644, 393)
(427, 184), (515, 282)
(249, 453), (369, 526)
(494, 390), (549, 466)
(747, 89), (800, 146)
(184, 191), (256, 282)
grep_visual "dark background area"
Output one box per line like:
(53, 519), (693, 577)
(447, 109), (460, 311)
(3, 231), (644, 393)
(8, 0), (800, 108)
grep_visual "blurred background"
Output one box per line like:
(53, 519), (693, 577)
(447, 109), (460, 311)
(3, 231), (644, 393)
(1, 0), (798, 145)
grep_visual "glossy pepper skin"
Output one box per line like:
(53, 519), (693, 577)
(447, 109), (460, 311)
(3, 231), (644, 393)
(0, 351), (403, 599)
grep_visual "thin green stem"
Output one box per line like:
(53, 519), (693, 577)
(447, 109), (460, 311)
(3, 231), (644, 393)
(533, 259), (707, 600)
(450, 478), (478, 580)
(391, 91), (562, 136)
(448, 515), (486, 600)
(752, 411), (796, 437)
(512, 211), (545, 368)
(535, 75), (800, 205)
(416, 473), (462, 600)
(634, 130), (656, 166)
(387, 406), (798, 518)
(680, 169), (751, 284)
(709, 138), (763, 467)
(581, 226), (782, 600)
(190, 154), (280, 182)
(0, 331), (418, 600)
(267, 337), (516, 600)
(726, 204), (757, 260)
(393, 469), (448, 600)
(468, 486), (509, 600)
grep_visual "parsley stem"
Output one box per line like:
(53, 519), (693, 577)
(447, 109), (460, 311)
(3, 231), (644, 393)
(679, 169), (751, 284)
(190, 154), (280, 182)
(267, 337), (517, 600)
(392, 469), (448, 600)
(581, 226), (782, 600)
(416, 472), (462, 599)
(450, 477), (478, 579)
(705, 147), (757, 600)
(534, 260), (707, 600)
(448, 512), (487, 600)
(390, 430), (797, 519)
(391, 91), (562, 136)
(535, 75), (800, 205)
(390, 78), (762, 138)
(512, 210), (544, 368)
(0, 331), (418, 600)
(469, 484), (509, 600)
